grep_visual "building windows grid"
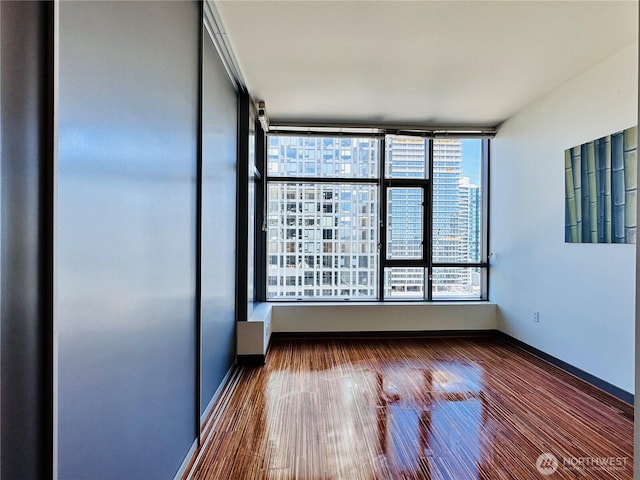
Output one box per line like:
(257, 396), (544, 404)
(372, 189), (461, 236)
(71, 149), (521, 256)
(265, 134), (487, 301)
(266, 181), (379, 299)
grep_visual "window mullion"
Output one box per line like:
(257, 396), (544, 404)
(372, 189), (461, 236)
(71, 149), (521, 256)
(427, 139), (433, 301)
(378, 137), (386, 301)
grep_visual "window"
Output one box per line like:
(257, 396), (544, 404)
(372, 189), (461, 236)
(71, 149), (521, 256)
(386, 187), (424, 260)
(431, 138), (485, 299)
(265, 133), (488, 300)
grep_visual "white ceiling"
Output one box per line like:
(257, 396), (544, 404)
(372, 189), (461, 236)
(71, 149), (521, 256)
(216, 0), (638, 127)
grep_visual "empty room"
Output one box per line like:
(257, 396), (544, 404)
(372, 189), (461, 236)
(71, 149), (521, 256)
(1, 1), (637, 479)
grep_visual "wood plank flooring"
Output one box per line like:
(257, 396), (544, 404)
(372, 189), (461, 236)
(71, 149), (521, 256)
(183, 337), (633, 480)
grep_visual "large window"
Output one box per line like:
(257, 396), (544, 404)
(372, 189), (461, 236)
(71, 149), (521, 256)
(265, 133), (488, 300)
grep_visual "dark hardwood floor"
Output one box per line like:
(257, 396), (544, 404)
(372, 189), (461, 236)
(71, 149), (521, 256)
(183, 337), (633, 479)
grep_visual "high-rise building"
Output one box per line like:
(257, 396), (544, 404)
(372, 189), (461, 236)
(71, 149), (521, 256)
(384, 136), (427, 298)
(458, 177), (481, 295)
(459, 177), (481, 263)
(431, 138), (465, 295)
(266, 137), (378, 299)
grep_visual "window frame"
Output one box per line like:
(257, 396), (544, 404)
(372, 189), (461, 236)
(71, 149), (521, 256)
(379, 134), (432, 299)
(262, 130), (490, 302)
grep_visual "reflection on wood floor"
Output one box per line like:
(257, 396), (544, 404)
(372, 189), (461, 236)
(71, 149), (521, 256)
(183, 337), (633, 480)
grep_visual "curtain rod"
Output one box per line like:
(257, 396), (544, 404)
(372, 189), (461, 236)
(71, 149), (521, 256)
(268, 121), (497, 138)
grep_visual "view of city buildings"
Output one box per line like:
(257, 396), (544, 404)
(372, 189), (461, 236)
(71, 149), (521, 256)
(266, 135), (482, 299)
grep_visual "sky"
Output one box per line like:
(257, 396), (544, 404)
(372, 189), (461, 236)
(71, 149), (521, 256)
(461, 139), (481, 186)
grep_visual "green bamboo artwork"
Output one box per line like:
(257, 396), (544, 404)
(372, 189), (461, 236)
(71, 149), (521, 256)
(565, 125), (637, 243)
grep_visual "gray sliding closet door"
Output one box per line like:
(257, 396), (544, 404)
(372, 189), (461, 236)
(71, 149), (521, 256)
(57, 2), (199, 479)
(200, 31), (238, 416)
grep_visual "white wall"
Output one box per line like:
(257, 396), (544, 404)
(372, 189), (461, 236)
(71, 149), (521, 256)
(491, 42), (638, 393)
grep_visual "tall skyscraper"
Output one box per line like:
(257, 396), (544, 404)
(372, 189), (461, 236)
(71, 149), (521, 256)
(459, 177), (481, 263)
(431, 138), (465, 295)
(457, 177), (481, 295)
